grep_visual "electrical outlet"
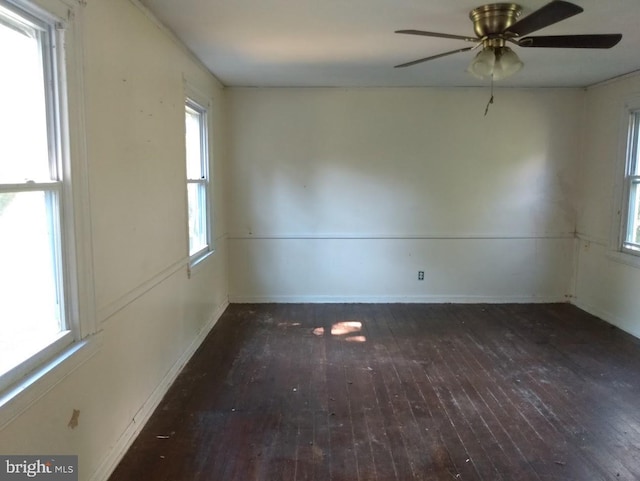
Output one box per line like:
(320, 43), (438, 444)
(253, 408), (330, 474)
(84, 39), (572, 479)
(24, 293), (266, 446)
(418, 271), (424, 281)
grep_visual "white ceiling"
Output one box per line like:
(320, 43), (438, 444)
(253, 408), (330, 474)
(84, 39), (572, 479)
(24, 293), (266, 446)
(140, 0), (640, 88)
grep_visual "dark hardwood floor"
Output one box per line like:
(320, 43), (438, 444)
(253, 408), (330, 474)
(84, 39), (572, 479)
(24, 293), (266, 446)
(108, 303), (640, 481)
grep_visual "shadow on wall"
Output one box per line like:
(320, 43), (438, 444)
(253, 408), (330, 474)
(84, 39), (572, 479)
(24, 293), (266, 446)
(229, 89), (580, 298)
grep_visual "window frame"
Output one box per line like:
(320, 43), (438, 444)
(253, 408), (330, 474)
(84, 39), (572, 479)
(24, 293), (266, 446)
(184, 89), (214, 268)
(0, 0), (97, 416)
(620, 105), (640, 256)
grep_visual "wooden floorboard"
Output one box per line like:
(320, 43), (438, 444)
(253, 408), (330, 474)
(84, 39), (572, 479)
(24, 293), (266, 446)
(108, 303), (640, 481)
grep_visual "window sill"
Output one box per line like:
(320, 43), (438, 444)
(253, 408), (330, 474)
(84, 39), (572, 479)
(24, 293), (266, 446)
(0, 333), (102, 430)
(606, 249), (640, 269)
(188, 249), (215, 278)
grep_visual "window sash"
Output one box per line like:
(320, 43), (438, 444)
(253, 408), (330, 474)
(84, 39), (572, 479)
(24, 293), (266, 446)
(0, 2), (58, 185)
(185, 97), (211, 263)
(187, 179), (211, 259)
(621, 109), (640, 254)
(0, 0), (74, 393)
(0, 331), (72, 393)
(627, 111), (640, 176)
(0, 183), (68, 376)
(185, 100), (208, 181)
(0, 181), (61, 193)
(623, 175), (640, 253)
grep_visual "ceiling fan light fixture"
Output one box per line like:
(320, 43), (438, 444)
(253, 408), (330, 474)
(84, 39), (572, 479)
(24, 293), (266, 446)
(395, 1), (622, 81)
(493, 46), (524, 80)
(467, 48), (496, 79)
(467, 46), (523, 81)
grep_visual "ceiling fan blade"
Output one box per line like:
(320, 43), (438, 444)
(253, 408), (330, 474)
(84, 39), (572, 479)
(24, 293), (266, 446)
(394, 47), (474, 68)
(395, 30), (478, 43)
(518, 34), (622, 48)
(506, 1), (583, 37)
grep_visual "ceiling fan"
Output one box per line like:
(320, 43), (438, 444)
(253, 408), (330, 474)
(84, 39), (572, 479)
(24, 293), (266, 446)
(395, 1), (622, 80)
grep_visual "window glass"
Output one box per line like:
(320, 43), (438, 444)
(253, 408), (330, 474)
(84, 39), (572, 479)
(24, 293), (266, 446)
(187, 183), (207, 255)
(0, 6), (51, 183)
(185, 99), (210, 260)
(623, 111), (640, 253)
(627, 180), (640, 245)
(0, 192), (64, 376)
(0, 1), (70, 384)
(185, 106), (203, 180)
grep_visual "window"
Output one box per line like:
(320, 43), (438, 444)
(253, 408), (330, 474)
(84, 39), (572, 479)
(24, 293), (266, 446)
(622, 109), (640, 254)
(185, 98), (212, 263)
(0, 0), (89, 395)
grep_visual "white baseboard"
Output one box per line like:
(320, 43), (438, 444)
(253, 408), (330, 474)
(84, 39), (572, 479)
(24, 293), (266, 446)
(572, 298), (640, 340)
(228, 294), (569, 304)
(89, 300), (229, 481)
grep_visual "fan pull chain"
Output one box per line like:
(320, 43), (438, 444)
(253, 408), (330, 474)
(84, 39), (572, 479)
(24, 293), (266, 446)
(484, 75), (494, 116)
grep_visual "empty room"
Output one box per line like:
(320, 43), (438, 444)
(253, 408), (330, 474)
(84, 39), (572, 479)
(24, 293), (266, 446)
(1, 0), (640, 480)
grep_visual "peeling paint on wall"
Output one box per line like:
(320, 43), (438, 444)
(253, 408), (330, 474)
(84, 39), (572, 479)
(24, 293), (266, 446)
(68, 409), (80, 429)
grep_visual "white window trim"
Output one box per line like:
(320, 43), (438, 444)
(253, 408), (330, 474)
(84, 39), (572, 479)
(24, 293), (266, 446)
(610, 96), (640, 261)
(0, 0), (98, 427)
(621, 109), (640, 254)
(184, 81), (215, 273)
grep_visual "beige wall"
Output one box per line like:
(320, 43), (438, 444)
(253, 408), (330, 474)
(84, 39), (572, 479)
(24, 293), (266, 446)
(227, 87), (582, 302)
(575, 72), (640, 338)
(0, 1), (228, 480)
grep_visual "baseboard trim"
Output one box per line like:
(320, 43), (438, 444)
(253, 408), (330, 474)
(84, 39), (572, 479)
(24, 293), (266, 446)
(89, 299), (229, 481)
(228, 294), (569, 304)
(228, 233), (575, 241)
(572, 298), (640, 340)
